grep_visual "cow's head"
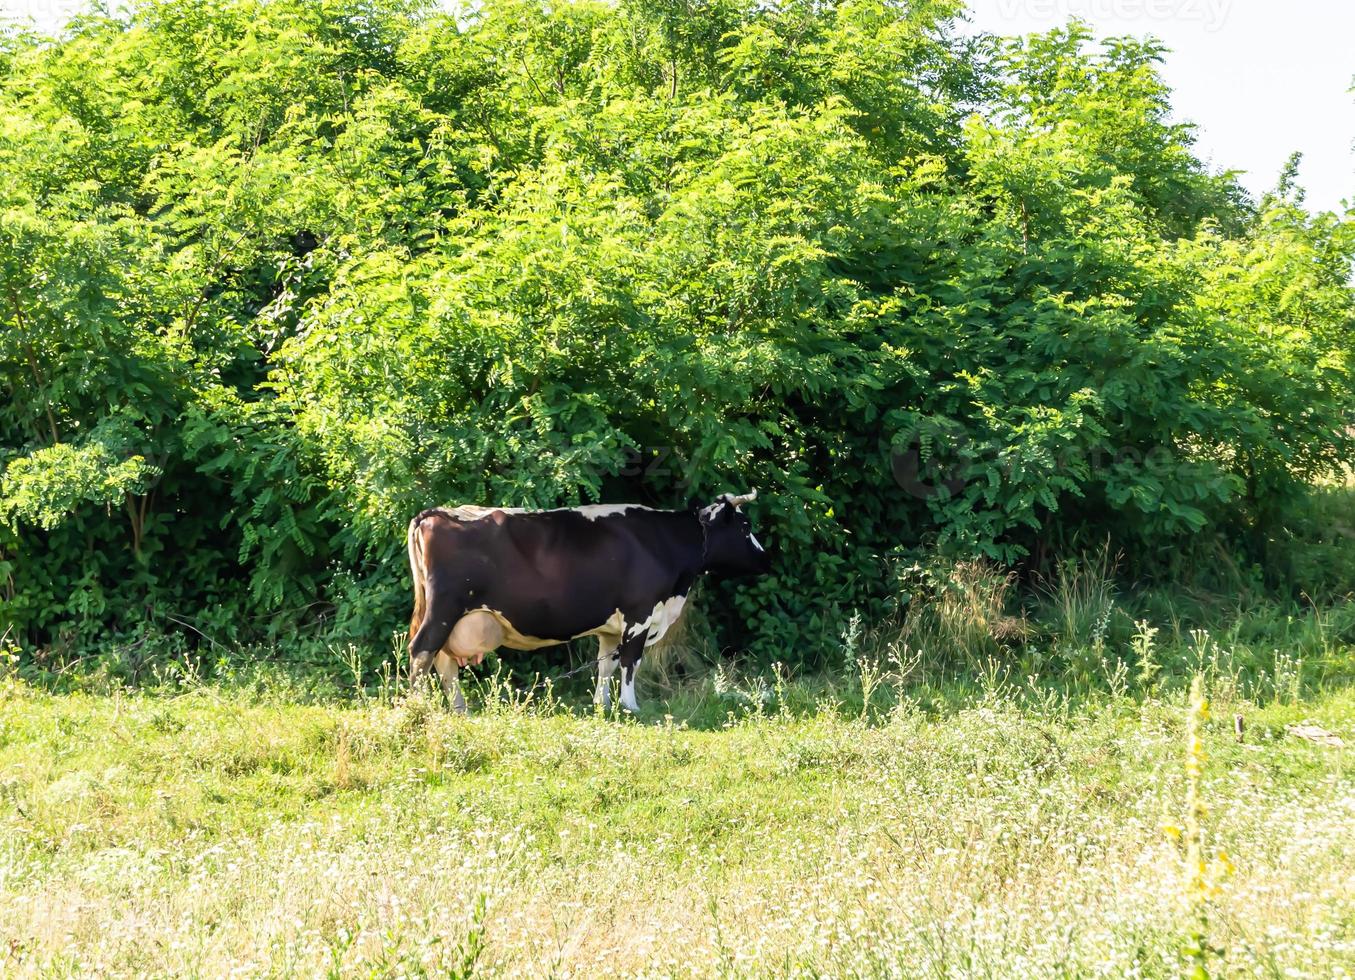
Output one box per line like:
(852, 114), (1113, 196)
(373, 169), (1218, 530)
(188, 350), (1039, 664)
(699, 490), (772, 577)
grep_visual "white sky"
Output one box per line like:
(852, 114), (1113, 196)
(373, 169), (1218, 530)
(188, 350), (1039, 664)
(3, 0), (1353, 213)
(963, 0), (1355, 213)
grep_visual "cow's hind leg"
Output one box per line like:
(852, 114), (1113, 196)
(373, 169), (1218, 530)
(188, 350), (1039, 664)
(433, 652), (467, 714)
(410, 649), (437, 694)
(593, 634), (620, 708)
(409, 586), (463, 695)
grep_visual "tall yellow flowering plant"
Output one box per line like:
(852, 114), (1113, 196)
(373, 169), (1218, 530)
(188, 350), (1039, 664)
(1164, 675), (1235, 978)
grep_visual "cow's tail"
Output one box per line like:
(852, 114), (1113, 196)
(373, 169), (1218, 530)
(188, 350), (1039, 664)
(407, 514), (429, 650)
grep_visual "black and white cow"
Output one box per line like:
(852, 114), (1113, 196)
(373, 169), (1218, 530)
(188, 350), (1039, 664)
(406, 491), (771, 712)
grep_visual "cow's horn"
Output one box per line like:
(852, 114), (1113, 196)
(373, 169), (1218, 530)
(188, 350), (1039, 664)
(726, 489), (757, 507)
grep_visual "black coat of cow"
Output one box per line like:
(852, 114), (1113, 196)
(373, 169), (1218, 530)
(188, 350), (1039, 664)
(406, 492), (770, 712)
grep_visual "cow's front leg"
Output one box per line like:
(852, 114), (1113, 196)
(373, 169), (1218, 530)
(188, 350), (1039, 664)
(615, 635), (646, 714)
(594, 635), (620, 708)
(433, 652), (467, 714)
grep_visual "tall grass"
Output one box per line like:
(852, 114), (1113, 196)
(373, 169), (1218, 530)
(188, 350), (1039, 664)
(1, 666), (1351, 976)
(890, 559), (1029, 671)
(1040, 543), (1121, 662)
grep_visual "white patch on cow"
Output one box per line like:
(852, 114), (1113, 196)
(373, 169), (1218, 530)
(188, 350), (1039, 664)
(436, 503), (653, 522)
(571, 504), (651, 520)
(750, 532), (764, 553)
(625, 594), (687, 645)
(443, 505), (522, 521)
(619, 663), (640, 713)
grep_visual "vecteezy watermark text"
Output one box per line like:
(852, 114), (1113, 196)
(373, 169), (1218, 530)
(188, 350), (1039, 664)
(615, 435), (1200, 507)
(0, 0), (88, 31)
(987, 0), (1232, 32)
(889, 430), (1197, 502)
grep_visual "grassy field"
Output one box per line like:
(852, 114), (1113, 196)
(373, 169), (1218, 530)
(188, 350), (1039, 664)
(1, 659), (1352, 978)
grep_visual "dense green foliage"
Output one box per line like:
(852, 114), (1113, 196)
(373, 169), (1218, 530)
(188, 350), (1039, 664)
(1, 0), (1352, 668)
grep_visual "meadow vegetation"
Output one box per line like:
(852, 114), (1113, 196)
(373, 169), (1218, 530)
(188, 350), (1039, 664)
(2, 621), (1353, 977)
(3, 555), (1354, 976)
